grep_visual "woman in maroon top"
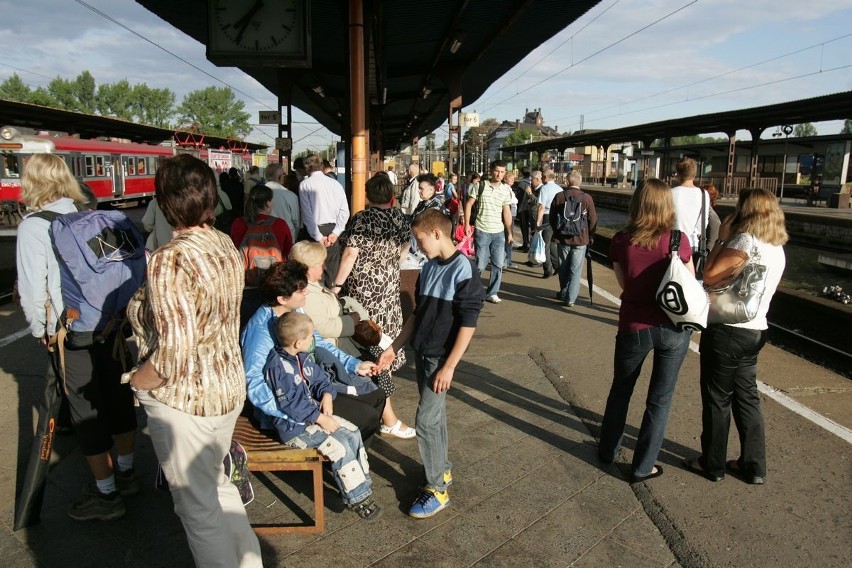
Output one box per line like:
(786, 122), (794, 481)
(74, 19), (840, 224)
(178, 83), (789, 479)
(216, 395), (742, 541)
(598, 178), (694, 483)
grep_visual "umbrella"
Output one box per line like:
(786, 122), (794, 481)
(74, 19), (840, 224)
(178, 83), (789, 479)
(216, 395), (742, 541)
(14, 355), (63, 530)
(586, 247), (594, 305)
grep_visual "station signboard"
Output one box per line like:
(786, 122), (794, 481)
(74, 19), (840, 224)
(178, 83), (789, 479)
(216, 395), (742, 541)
(259, 111), (281, 125)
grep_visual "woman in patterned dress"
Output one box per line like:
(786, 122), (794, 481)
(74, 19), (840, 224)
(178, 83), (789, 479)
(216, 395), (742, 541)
(333, 172), (415, 439)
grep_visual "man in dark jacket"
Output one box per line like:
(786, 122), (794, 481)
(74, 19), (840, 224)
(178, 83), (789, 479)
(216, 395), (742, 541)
(549, 171), (597, 307)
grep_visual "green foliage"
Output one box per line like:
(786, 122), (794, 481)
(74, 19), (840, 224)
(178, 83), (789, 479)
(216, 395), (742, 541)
(793, 122), (818, 137)
(132, 84), (176, 128)
(0, 73), (34, 102)
(75, 71), (96, 114)
(176, 86), (251, 138)
(502, 127), (537, 147)
(840, 119), (852, 134)
(96, 80), (135, 119)
(48, 76), (79, 111)
(30, 87), (58, 107)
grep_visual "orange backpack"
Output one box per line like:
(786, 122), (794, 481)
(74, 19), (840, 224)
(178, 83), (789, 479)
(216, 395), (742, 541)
(239, 216), (284, 286)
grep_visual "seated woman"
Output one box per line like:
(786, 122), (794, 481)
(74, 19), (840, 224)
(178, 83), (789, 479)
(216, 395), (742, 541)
(241, 261), (386, 441)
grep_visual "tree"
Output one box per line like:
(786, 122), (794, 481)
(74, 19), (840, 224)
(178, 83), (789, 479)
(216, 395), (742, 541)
(841, 119), (852, 134)
(29, 87), (57, 107)
(132, 84), (175, 128)
(176, 86), (251, 137)
(0, 73), (32, 102)
(75, 71), (96, 114)
(793, 123), (818, 137)
(502, 127), (537, 147)
(96, 80), (135, 119)
(48, 76), (79, 111)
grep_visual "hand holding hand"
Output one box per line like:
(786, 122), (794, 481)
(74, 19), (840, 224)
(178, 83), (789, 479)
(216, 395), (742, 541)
(375, 346), (396, 372)
(355, 361), (377, 376)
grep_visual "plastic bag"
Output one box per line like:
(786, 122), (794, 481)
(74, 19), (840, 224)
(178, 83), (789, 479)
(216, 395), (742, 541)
(529, 231), (546, 264)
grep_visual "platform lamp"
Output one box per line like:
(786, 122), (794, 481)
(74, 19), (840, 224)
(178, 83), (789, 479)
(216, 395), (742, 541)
(772, 125), (794, 202)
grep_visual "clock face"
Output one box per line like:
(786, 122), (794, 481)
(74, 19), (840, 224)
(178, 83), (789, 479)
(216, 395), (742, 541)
(212, 0), (299, 52)
(208, 0), (309, 66)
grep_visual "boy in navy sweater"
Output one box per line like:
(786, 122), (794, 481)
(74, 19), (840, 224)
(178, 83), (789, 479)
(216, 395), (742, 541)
(264, 312), (382, 521)
(378, 209), (484, 518)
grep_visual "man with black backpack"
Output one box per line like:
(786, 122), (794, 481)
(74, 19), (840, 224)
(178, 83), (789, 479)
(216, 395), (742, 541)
(549, 171), (597, 307)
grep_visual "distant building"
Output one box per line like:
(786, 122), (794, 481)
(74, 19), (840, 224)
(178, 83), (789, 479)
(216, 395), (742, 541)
(485, 108), (563, 161)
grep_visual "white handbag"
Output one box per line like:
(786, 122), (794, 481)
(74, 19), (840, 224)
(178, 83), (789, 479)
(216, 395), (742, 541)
(656, 230), (709, 332)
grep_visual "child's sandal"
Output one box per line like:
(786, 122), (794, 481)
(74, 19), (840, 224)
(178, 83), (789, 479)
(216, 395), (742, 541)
(350, 498), (383, 522)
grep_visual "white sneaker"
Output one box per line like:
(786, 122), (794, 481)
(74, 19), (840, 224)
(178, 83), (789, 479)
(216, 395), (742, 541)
(486, 295), (502, 304)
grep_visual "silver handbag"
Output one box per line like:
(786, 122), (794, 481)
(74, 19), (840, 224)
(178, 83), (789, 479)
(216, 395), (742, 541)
(707, 237), (767, 324)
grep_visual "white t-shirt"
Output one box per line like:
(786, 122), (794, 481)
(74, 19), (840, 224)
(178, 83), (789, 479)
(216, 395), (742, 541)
(724, 232), (785, 331)
(671, 185), (709, 250)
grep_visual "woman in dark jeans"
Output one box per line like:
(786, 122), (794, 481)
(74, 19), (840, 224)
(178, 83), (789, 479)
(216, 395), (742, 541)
(598, 178), (694, 482)
(685, 188), (787, 484)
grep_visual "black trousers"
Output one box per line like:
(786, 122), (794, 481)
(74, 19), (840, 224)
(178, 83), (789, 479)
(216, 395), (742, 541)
(334, 391), (386, 442)
(60, 335), (137, 456)
(517, 210), (532, 248)
(698, 325), (767, 478)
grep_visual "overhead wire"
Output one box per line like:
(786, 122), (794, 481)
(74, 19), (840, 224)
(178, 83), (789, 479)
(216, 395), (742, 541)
(481, 0), (699, 113)
(73, 0), (272, 109)
(476, 0), (621, 108)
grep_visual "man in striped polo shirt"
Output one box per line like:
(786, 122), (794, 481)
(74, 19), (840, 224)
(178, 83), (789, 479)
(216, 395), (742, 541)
(463, 160), (514, 303)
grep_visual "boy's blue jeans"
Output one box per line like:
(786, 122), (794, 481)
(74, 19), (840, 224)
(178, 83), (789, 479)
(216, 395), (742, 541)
(281, 416), (372, 506)
(415, 352), (451, 492)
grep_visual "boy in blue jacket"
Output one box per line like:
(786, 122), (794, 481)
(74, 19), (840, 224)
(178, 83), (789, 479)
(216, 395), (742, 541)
(264, 312), (382, 522)
(378, 209), (484, 518)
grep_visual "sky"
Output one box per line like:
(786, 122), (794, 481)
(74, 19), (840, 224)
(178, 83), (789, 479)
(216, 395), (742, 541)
(1, 0), (851, 152)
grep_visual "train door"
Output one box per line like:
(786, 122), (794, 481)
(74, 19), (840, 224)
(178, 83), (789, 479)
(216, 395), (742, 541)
(110, 153), (124, 197)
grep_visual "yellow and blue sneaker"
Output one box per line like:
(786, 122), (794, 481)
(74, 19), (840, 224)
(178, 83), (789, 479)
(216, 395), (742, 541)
(408, 488), (450, 518)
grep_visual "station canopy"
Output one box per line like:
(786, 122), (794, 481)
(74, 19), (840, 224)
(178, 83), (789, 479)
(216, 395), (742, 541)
(137, 0), (603, 151)
(502, 90), (852, 153)
(0, 98), (268, 152)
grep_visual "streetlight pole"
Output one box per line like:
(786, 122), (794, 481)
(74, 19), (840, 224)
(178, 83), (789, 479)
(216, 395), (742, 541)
(773, 125), (793, 202)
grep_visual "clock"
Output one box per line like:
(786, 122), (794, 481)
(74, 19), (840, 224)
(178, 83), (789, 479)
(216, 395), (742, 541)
(207, 0), (310, 67)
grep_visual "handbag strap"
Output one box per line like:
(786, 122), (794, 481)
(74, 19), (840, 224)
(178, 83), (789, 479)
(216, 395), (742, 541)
(669, 229), (681, 255)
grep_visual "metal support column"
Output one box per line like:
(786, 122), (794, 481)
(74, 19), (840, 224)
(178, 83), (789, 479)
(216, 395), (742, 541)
(349, 0), (367, 213)
(748, 127), (765, 188)
(725, 132), (737, 196)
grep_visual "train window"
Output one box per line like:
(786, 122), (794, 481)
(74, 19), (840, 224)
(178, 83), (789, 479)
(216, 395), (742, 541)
(95, 156), (105, 176)
(2, 153), (20, 177)
(137, 158), (146, 174)
(85, 155), (95, 177)
(126, 157), (136, 175)
(148, 157), (157, 174)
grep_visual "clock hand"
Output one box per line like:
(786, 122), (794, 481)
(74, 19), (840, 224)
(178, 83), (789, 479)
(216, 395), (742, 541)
(234, 0), (264, 45)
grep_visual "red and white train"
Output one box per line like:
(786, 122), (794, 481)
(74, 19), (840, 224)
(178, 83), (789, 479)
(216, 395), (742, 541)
(0, 125), (252, 206)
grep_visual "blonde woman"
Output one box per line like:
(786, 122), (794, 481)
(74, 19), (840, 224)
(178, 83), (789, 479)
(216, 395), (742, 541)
(598, 178), (694, 483)
(17, 153), (138, 521)
(685, 188), (787, 485)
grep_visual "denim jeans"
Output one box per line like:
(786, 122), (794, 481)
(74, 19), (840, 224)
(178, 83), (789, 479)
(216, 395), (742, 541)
(474, 229), (506, 297)
(699, 325), (767, 479)
(414, 353), (451, 492)
(504, 217), (515, 267)
(283, 417), (372, 506)
(557, 244), (587, 304)
(599, 325), (691, 477)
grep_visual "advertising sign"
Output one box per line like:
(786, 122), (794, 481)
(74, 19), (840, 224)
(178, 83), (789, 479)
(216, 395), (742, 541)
(208, 150), (232, 173)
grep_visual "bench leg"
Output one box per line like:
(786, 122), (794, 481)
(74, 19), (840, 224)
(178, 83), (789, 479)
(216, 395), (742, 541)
(311, 460), (324, 533)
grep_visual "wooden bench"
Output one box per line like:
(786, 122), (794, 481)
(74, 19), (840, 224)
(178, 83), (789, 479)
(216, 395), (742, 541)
(232, 415), (326, 534)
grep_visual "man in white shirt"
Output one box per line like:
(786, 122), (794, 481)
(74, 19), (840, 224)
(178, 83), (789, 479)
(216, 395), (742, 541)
(299, 154), (350, 285)
(265, 162), (300, 238)
(534, 169), (563, 278)
(671, 158), (710, 272)
(464, 160), (514, 303)
(400, 163), (421, 215)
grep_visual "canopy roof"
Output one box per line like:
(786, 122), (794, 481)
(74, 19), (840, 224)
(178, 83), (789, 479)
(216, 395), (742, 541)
(137, 0), (602, 151)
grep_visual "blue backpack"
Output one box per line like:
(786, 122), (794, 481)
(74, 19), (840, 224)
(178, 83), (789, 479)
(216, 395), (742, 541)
(33, 210), (146, 348)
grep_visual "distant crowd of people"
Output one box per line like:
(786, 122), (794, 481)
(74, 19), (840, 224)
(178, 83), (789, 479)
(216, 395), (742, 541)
(15, 151), (785, 567)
